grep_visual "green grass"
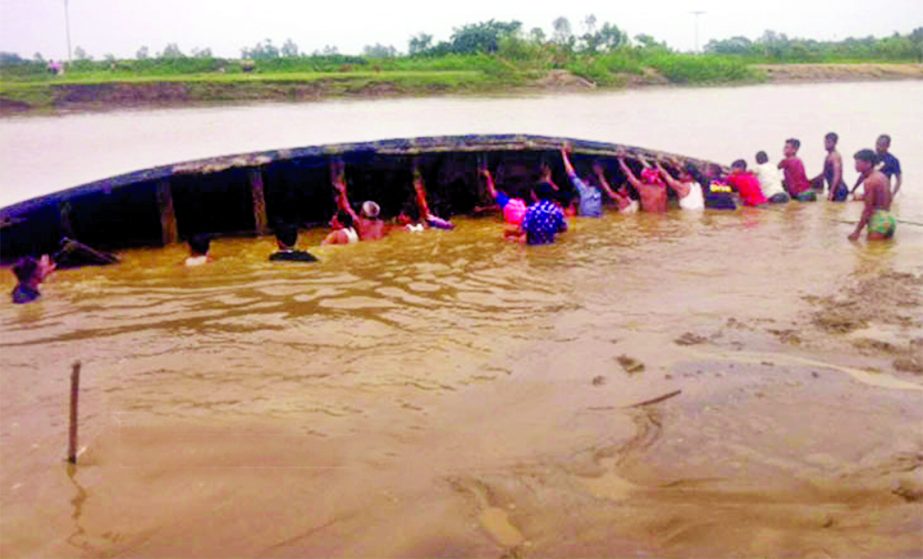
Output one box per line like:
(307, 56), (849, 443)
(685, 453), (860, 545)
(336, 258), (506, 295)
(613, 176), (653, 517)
(2, 50), (913, 112)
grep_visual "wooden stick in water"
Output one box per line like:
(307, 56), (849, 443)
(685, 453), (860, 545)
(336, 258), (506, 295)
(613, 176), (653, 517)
(625, 389), (682, 409)
(67, 361), (81, 464)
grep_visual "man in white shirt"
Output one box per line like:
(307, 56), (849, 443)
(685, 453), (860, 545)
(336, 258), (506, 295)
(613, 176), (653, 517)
(753, 151), (790, 203)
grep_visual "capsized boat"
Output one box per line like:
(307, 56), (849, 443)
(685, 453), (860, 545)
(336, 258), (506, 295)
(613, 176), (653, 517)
(0, 134), (721, 261)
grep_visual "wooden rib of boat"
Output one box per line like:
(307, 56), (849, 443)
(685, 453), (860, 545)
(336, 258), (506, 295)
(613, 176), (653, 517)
(0, 134), (720, 261)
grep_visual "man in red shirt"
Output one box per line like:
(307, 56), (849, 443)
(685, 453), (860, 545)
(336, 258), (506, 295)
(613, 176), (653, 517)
(777, 138), (815, 201)
(727, 160), (767, 206)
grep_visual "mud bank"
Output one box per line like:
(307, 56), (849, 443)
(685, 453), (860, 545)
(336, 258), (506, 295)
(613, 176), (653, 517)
(2, 64), (920, 116)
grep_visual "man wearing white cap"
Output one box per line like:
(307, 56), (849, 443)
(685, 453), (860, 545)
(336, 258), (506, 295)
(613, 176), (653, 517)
(331, 162), (388, 241)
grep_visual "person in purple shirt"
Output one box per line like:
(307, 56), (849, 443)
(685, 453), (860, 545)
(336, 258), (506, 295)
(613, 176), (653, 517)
(520, 182), (568, 245)
(851, 134), (902, 199)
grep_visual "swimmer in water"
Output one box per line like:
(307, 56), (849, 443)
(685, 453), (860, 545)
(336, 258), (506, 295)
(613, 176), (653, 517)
(321, 210), (360, 245)
(10, 254), (55, 304)
(184, 234), (211, 267)
(269, 224), (318, 262)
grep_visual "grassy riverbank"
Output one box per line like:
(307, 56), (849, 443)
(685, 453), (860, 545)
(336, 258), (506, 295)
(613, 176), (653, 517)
(2, 52), (921, 114)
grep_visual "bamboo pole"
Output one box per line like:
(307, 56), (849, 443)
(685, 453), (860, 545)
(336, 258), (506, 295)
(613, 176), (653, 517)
(67, 361), (81, 464)
(155, 180), (178, 245)
(248, 169), (269, 235)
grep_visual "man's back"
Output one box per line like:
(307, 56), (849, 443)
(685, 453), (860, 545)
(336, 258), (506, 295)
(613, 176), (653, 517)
(357, 218), (386, 241)
(637, 183), (667, 213)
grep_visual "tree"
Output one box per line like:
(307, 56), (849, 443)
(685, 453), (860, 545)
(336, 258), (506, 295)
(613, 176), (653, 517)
(242, 39), (279, 60)
(0, 52), (25, 65)
(363, 43), (397, 58)
(160, 43), (184, 59)
(408, 33), (433, 55)
(633, 34), (666, 50)
(136, 46), (149, 60)
(281, 39), (299, 57)
(190, 47), (213, 58)
(449, 20), (522, 54)
(33, 52), (44, 62)
(705, 36), (754, 55)
(597, 23), (627, 52)
(528, 27), (546, 44)
(552, 17), (573, 46)
(74, 46), (91, 61)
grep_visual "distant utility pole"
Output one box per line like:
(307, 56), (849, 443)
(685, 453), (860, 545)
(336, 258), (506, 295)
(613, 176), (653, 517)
(690, 10), (706, 53)
(64, 0), (72, 63)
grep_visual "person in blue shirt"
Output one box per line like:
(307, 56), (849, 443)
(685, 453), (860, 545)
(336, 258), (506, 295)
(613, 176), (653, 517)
(876, 134), (902, 196)
(520, 182), (568, 245)
(851, 134), (902, 199)
(560, 145), (603, 218)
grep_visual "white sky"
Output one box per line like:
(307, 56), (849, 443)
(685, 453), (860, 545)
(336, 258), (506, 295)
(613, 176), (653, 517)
(1, 0), (921, 59)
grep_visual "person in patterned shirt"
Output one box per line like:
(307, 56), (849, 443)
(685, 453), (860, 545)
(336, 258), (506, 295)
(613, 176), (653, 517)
(520, 182), (568, 245)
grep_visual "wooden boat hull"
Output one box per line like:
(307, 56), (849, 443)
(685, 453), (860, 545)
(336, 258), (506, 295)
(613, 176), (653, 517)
(0, 134), (718, 261)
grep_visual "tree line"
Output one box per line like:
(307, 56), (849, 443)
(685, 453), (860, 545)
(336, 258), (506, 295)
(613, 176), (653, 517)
(1, 17), (921, 66)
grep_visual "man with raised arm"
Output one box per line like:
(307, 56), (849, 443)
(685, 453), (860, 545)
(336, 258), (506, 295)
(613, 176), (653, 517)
(617, 151), (667, 213)
(654, 157), (704, 210)
(592, 162), (638, 214)
(331, 161), (387, 241)
(560, 145), (604, 218)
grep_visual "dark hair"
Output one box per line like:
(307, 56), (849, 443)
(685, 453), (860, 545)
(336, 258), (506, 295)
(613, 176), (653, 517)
(755, 151), (769, 164)
(707, 163), (723, 176)
(825, 132), (838, 143)
(731, 159), (747, 170)
(188, 234), (210, 256)
(785, 138), (801, 149)
(534, 182), (555, 201)
(12, 257), (38, 284)
(401, 201), (420, 222)
(853, 149), (879, 165)
(274, 223), (299, 248)
(877, 134), (891, 146)
(336, 210), (353, 229)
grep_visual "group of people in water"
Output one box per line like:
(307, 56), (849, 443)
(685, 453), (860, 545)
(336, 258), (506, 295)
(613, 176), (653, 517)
(9, 133), (903, 304)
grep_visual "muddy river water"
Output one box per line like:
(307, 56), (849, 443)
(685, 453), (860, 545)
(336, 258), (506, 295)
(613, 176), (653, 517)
(1, 83), (922, 558)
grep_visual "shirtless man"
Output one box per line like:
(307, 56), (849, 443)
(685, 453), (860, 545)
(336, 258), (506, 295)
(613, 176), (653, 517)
(617, 152), (666, 213)
(331, 161), (387, 241)
(810, 132), (848, 201)
(849, 149), (895, 241)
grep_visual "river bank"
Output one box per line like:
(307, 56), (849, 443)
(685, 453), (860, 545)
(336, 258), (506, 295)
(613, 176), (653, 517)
(1, 63), (921, 116)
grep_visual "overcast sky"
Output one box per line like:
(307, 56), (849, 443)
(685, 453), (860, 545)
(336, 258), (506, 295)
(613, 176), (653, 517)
(1, 0), (921, 60)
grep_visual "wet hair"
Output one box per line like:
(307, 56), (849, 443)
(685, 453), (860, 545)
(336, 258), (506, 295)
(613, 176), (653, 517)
(188, 234), (210, 256)
(336, 210), (354, 229)
(825, 132), (838, 143)
(12, 257), (38, 284)
(274, 223), (299, 248)
(853, 149), (879, 165)
(731, 159), (747, 170)
(533, 182), (555, 201)
(785, 138), (801, 150)
(877, 134), (891, 146)
(755, 151), (769, 164)
(707, 163), (723, 177)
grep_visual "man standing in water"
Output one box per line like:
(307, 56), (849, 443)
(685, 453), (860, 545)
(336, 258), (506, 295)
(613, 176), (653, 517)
(561, 145), (603, 218)
(849, 149), (895, 241)
(520, 182), (567, 245)
(654, 158), (705, 210)
(876, 134), (902, 196)
(617, 152), (667, 213)
(331, 162), (387, 241)
(269, 224), (319, 262)
(811, 132), (848, 202)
